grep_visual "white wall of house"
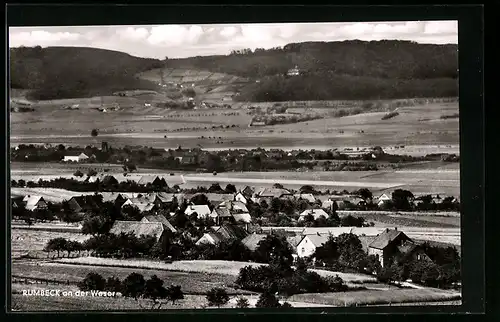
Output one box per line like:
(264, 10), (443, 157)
(196, 234), (217, 245)
(63, 156), (80, 162)
(295, 236), (319, 258)
(235, 193), (247, 204)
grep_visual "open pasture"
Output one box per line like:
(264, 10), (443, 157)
(288, 288), (461, 307)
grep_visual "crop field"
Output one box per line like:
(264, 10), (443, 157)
(11, 187), (95, 202)
(53, 258), (376, 284)
(288, 288), (461, 307)
(11, 229), (89, 259)
(353, 212), (460, 228)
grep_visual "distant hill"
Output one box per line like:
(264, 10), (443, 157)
(164, 40), (458, 101)
(9, 46), (163, 100)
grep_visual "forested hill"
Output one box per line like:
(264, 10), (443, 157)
(167, 40), (459, 101)
(166, 40), (458, 80)
(9, 46), (163, 100)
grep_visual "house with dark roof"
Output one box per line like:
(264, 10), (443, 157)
(67, 195), (103, 213)
(195, 223), (248, 246)
(241, 186), (254, 198)
(23, 195), (48, 211)
(121, 198), (156, 212)
(253, 187), (293, 203)
(141, 214), (177, 234)
(138, 176), (168, 187)
(368, 228), (420, 267)
(109, 221), (165, 242)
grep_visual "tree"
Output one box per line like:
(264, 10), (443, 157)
(273, 183), (284, 189)
(206, 287), (229, 308)
(299, 185), (315, 194)
(391, 189), (414, 211)
(87, 169), (98, 177)
(166, 285), (184, 305)
(208, 183), (223, 193)
(91, 129), (99, 137)
(236, 297), (250, 308)
(74, 170), (84, 177)
(78, 272), (106, 291)
(255, 290), (281, 308)
(122, 273), (146, 300)
(355, 188), (373, 201)
(281, 302), (293, 308)
(190, 194), (210, 206)
(143, 275), (167, 305)
(105, 276), (122, 293)
(44, 237), (68, 257)
(253, 235), (293, 268)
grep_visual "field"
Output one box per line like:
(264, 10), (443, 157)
(11, 187), (96, 202)
(10, 101), (459, 152)
(288, 288), (461, 307)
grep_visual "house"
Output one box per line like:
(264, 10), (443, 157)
(121, 198), (155, 212)
(294, 193), (316, 203)
(286, 235), (304, 254)
(93, 175), (120, 186)
(67, 195), (102, 213)
(22, 195), (48, 211)
(210, 207), (232, 225)
(195, 224), (248, 246)
(196, 231), (224, 245)
(338, 196), (366, 210)
(218, 200), (249, 213)
(63, 153), (89, 162)
(109, 221), (165, 242)
(367, 228), (413, 268)
(298, 209), (329, 221)
(295, 233), (330, 258)
(184, 204), (211, 219)
(99, 192), (128, 206)
(376, 194), (392, 207)
(254, 187), (293, 202)
(234, 191), (248, 204)
(241, 233), (268, 251)
(138, 176), (168, 187)
(141, 214), (177, 234)
(287, 65), (300, 77)
(204, 193), (235, 206)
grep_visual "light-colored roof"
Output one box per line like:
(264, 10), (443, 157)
(196, 232), (223, 245)
(256, 187), (292, 198)
(216, 224), (248, 241)
(232, 212), (251, 223)
(204, 193), (235, 203)
(301, 234), (330, 248)
(299, 209), (329, 220)
(99, 192), (124, 203)
(241, 234), (268, 251)
(109, 221), (164, 241)
(218, 200), (249, 213)
(301, 227), (354, 236)
(23, 195), (45, 210)
(138, 175), (165, 185)
(184, 205), (211, 217)
(122, 198), (155, 212)
(286, 235), (303, 248)
(294, 193), (316, 203)
(141, 214), (177, 233)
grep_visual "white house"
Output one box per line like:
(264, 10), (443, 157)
(63, 153), (89, 162)
(295, 234), (330, 258)
(376, 193), (392, 206)
(298, 209), (329, 221)
(234, 192), (248, 204)
(22, 195), (48, 211)
(184, 204), (211, 219)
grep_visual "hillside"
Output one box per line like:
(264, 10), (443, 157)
(9, 46), (163, 100)
(164, 40), (458, 101)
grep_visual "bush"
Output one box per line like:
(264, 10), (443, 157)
(122, 273), (146, 299)
(381, 111), (399, 120)
(104, 276), (122, 293)
(236, 297), (250, 308)
(78, 272), (106, 291)
(206, 287), (229, 308)
(255, 291), (281, 308)
(166, 285), (184, 304)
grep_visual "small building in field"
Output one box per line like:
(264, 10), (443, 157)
(63, 153), (89, 162)
(23, 195), (48, 211)
(109, 221), (165, 242)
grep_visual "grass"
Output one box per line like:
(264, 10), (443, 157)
(288, 288), (461, 307)
(11, 187), (95, 202)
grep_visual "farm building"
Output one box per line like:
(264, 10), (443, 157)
(376, 194), (392, 207)
(196, 231), (224, 246)
(22, 195), (48, 211)
(294, 193), (316, 203)
(67, 195), (103, 213)
(295, 233), (330, 258)
(253, 187), (293, 203)
(210, 207), (232, 225)
(298, 209), (329, 221)
(184, 204), (211, 219)
(121, 198), (155, 212)
(63, 153), (89, 162)
(218, 200), (249, 213)
(109, 221), (165, 242)
(99, 192), (128, 206)
(195, 224), (249, 246)
(141, 214), (177, 234)
(367, 228), (426, 268)
(241, 233), (268, 251)
(234, 192), (248, 204)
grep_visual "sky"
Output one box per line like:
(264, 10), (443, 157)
(9, 21), (457, 59)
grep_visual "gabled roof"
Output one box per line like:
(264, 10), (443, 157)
(141, 214), (177, 233)
(232, 212), (251, 223)
(156, 192), (177, 203)
(241, 234), (268, 251)
(184, 204), (211, 217)
(369, 229), (410, 250)
(138, 175), (167, 185)
(69, 195), (102, 210)
(211, 207), (232, 218)
(299, 209), (329, 220)
(257, 187), (292, 198)
(203, 193), (235, 203)
(216, 224), (248, 241)
(196, 232), (224, 245)
(286, 235), (304, 248)
(218, 200), (249, 213)
(99, 192), (125, 203)
(122, 198), (155, 212)
(23, 195), (45, 210)
(109, 221), (164, 241)
(294, 193), (316, 203)
(300, 234), (330, 248)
